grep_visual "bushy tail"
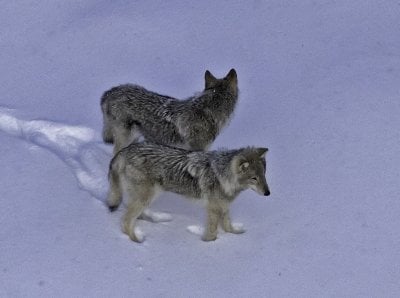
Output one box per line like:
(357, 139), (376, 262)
(101, 95), (114, 144)
(102, 117), (114, 144)
(106, 152), (124, 211)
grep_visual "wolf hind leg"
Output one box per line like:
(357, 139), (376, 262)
(106, 157), (123, 211)
(122, 183), (157, 243)
(112, 123), (142, 154)
(112, 124), (132, 154)
(129, 124), (142, 144)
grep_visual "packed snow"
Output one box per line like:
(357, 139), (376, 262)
(1, 1), (400, 297)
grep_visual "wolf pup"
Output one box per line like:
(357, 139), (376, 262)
(107, 142), (270, 242)
(101, 69), (238, 153)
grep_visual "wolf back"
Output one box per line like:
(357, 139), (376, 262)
(101, 69), (239, 152)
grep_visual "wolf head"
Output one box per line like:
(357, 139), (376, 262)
(204, 69), (238, 95)
(231, 147), (270, 196)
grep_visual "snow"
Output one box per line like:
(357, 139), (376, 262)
(231, 222), (245, 233)
(187, 225), (205, 236)
(0, 108), (110, 199)
(1, 1), (400, 297)
(140, 209), (173, 223)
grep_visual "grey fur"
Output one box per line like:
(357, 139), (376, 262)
(107, 142), (270, 242)
(101, 69), (239, 153)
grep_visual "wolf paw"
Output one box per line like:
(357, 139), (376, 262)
(128, 227), (145, 243)
(108, 205), (119, 212)
(201, 233), (217, 242)
(122, 223), (145, 243)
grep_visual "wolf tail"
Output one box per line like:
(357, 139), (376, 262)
(100, 94), (114, 144)
(107, 151), (124, 211)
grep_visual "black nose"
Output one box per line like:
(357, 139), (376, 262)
(264, 190), (270, 196)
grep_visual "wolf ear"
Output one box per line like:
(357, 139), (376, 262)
(205, 70), (217, 89)
(232, 154), (249, 173)
(256, 147), (268, 158)
(225, 69), (238, 92)
(239, 161), (250, 172)
(225, 68), (237, 81)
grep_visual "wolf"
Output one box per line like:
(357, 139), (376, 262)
(100, 69), (238, 153)
(107, 142), (270, 242)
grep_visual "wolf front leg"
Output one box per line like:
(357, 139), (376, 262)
(202, 202), (220, 241)
(220, 203), (245, 234)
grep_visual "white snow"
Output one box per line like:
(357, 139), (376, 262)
(231, 222), (245, 233)
(1, 1), (400, 297)
(0, 108), (110, 200)
(141, 209), (173, 223)
(187, 225), (204, 236)
(187, 223), (245, 237)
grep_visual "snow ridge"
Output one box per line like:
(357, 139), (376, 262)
(0, 107), (111, 200)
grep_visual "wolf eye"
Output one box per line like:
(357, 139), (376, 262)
(250, 177), (258, 182)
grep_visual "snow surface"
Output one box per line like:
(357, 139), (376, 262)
(1, 1), (400, 297)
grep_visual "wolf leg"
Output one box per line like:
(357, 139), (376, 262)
(106, 159), (122, 211)
(112, 124), (131, 154)
(129, 124), (142, 143)
(217, 201), (245, 234)
(202, 203), (220, 241)
(221, 208), (234, 232)
(220, 208), (245, 234)
(122, 183), (156, 242)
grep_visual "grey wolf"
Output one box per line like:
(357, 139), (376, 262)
(101, 69), (238, 153)
(107, 142), (270, 242)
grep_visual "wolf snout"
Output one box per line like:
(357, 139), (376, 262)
(264, 189), (270, 196)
